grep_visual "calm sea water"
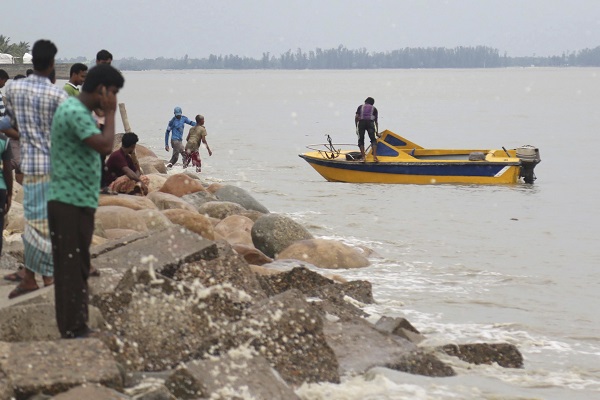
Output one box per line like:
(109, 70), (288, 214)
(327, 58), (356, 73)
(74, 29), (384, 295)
(108, 68), (598, 399)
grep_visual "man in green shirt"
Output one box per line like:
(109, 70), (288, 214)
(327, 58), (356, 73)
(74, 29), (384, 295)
(63, 63), (88, 97)
(49, 64), (124, 338)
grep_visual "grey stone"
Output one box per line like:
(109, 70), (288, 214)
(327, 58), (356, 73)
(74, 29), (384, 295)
(50, 385), (130, 399)
(308, 279), (374, 304)
(196, 201), (246, 219)
(166, 352), (299, 400)
(0, 339), (122, 399)
(175, 249), (267, 302)
(181, 191), (218, 211)
(438, 343), (524, 368)
(375, 316), (425, 344)
(251, 214), (314, 258)
(89, 226), (218, 302)
(259, 266), (334, 296)
(323, 317), (414, 375)
(216, 289), (340, 386)
(384, 351), (456, 377)
(0, 303), (105, 342)
(214, 185), (270, 213)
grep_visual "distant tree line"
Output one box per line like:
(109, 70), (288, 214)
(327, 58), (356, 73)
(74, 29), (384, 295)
(52, 44), (600, 70)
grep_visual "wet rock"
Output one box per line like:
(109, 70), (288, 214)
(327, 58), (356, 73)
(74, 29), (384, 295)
(375, 316), (425, 344)
(144, 174), (168, 193)
(260, 266), (333, 296)
(165, 351), (299, 400)
(0, 303), (105, 342)
(205, 182), (223, 194)
(147, 191), (197, 212)
(251, 214), (314, 258)
(309, 280), (374, 304)
(240, 209), (265, 222)
(175, 249), (266, 301)
(214, 214), (254, 238)
(134, 209), (174, 231)
(5, 202), (25, 234)
(439, 343), (524, 368)
(159, 173), (205, 197)
(96, 205), (149, 232)
(384, 351), (456, 377)
(0, 252), (23, 272)
(104, 228), (139, 240)
(51, 385), (130, 399)
(0, 370), (14, 400)
(181, 191), (218, 211)
(223, 230), (253, 246)
(98, 194), (157, 210)
(138, 155), (168, 174)
(197, 201), (246, 219)
(0, 339), (122, 398)
(321, 318), (451, 377)
(89, 226), (218, 303)
(232, 243), (273, 266)
(310, 296), (368, 321)
(223, 289), (340, 385)
(162, 209), (215, 240)
(214, 185), (270, 213)
(276, 239), (369, 269)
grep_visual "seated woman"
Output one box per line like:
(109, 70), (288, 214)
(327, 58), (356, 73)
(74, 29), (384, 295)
(105, 132), (149, 195)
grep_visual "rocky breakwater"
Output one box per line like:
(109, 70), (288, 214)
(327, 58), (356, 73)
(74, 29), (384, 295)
(0, 143), (524, 399)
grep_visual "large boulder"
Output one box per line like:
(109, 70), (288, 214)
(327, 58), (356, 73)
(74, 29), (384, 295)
(138, 155), (168, 174)
(162, 209), (215, 240)
(277, 238), (369, 269)
(210, 289), (340, 386)
(181, 191), (218, 211)
(0, 303), (105, 342)
(231, 243), (273, 265)
(145, 173), (168, 193)
(214, 214), (254, 238)
(147, 191), (197, 212)
(214, 185), (270, 213)
(159, 173), (205, 197)
(98, 193), (157, 210)
(0, 339), (123, 398)
(323, 318), (454, 377)
(95, 205), (148, 232)
(165, 351), (300, 400)
(51, 385), (130, 400)
(174, 248), (266, 301)
(134, 208), (174, 231)
(197, 201), (246, 219)
(4, 201), (24, 234)
(104, 228), (139, 240)
(439, 343), (524, 368)
(251, 214), (314, 258)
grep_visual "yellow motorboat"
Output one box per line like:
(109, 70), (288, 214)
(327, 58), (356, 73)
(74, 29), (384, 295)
(299, 130), (541, 184)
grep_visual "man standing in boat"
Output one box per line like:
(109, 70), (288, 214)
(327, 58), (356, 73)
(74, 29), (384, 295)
(355, 97), (379, 162)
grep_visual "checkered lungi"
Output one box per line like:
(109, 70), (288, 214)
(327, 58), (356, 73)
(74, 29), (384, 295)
(22, 175), (53, 276)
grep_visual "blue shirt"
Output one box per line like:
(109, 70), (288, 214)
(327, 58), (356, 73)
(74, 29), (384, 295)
(0, 116), (11, 131)
(165, 115), (196, 146)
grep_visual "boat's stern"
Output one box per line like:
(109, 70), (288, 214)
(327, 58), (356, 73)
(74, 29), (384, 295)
(516, 145), (541, 183)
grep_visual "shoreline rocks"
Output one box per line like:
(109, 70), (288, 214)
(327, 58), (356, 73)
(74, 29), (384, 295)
(0, 146), (524, 398)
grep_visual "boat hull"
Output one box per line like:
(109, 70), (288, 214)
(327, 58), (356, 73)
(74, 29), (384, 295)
(299, 154), (521, 184)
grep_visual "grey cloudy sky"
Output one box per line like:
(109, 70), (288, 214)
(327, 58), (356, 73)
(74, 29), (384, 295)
(4, 0), (600, 60)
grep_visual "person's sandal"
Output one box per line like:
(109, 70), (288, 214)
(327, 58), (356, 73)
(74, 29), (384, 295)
(8, 284), (39, 299)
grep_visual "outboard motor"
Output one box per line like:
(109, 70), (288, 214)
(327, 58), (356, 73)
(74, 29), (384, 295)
(516, 145), (541, 183)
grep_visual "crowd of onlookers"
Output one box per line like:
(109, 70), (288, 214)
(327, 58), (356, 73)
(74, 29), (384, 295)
(0, 40), (127, 339)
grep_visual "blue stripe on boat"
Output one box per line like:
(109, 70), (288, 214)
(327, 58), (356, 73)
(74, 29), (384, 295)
(299, 155), (517, 177)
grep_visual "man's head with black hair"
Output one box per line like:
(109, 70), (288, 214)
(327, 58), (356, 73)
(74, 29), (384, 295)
(32, 39), (58, 73)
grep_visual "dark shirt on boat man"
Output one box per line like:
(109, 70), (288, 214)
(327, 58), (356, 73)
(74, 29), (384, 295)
(355, 97), (379, 162)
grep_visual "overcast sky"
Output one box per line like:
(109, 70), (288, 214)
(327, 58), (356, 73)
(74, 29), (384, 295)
(3, 0), (600, 60)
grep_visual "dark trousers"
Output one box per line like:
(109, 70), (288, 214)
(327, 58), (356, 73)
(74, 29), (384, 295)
(48, 201), (95, 338)
(0, 189), (6, 256)
(357, 120), (376, 147)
